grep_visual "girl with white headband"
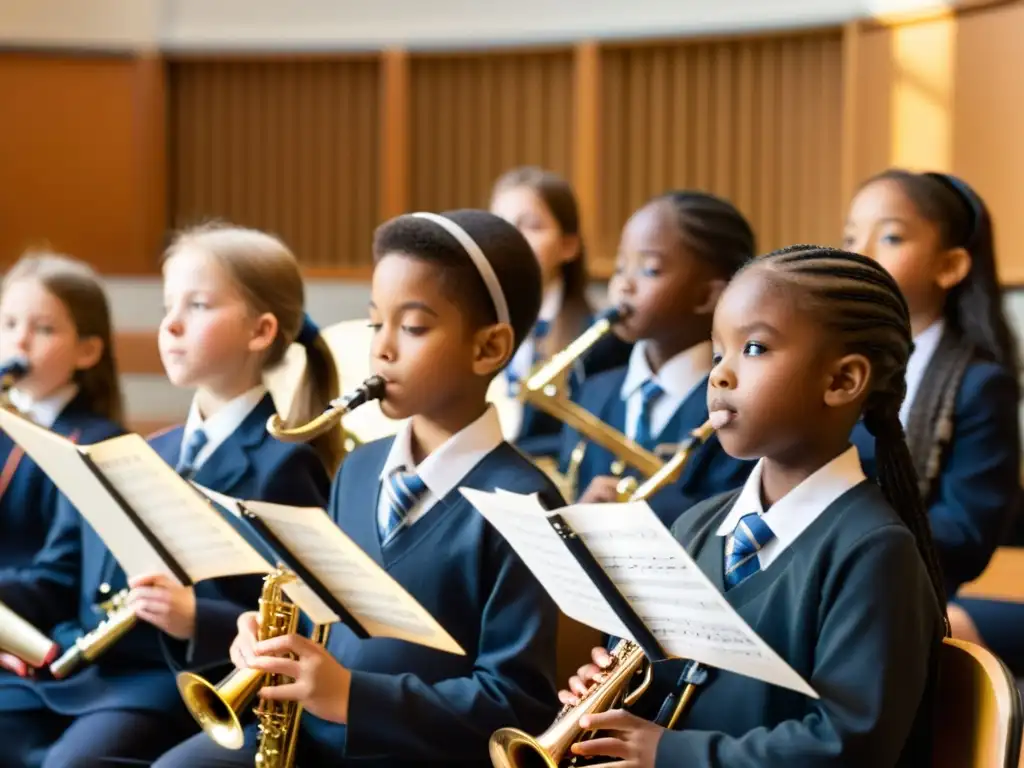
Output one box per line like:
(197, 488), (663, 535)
(154, 209), (564, 768)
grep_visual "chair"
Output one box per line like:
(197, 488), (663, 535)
(933, 637), (1022, 768)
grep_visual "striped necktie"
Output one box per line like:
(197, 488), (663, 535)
(634, 379), (665, 450)
(380, 468), (428, 546)
(176, 428), (208, 478)
(724, 512), (775, 589)
(506, 319), (551, 395)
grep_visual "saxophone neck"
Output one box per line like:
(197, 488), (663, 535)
(523, 307), (627, 395)
(627, 418), (716, 502)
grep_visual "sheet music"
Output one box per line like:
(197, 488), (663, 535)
(240, 499), (465, 655)
(0, 409), (172, 580)
(84, 435), (272, 583)
(460, 488), (631, 639)
(559, 501), (817, 698)
(190, 485), (338, 623)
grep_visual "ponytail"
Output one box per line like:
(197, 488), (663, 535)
(165, 223), (342, 473)
(289, 314), (343, 475)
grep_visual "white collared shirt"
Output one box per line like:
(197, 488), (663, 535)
(900, 318), (945, 428)
(503, 278), (565, 439)
(9, 384), (79, 429)
(620, 340), (713, 446)
(716, 445), (866, 571)
(179, 384), (268, 472)
(376, 405), (505, 533)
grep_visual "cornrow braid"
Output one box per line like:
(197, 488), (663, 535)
(658, 190), (757, 279)
(748, 245), (948, 617)
(904, 331), (973, 502)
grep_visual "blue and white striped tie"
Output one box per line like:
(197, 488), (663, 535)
(176, 428), (208, 478)
(380, 468), (428, 546)
(724, 512), (775, 589)
(634, 379), (665, 451)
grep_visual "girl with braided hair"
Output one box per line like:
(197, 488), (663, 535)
(560, 246), (944, 768)
(844, 169), (1020, 597)
(557, 190), (757, 525)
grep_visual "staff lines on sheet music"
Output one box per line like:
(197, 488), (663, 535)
(265, 521), (380, 585)
(499, 516), (626, 624)
(93, 455), (246, 570)
(574, 528), (660, 541)
(260, 516), (445, 637)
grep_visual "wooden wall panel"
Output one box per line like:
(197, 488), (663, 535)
(952, 2), (1024, 285)
(168, 57), (380, 272)
(408, 49), (575, 214)
(598, 31), (844, 268)
(0, 52), (165, 274)
(847, 1), (1024, 283)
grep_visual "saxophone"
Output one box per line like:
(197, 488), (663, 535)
(47, 376), (385, 681)
(488, 419), (715, 768)
(177, 567), (330, 768)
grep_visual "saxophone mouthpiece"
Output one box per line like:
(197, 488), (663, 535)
(595, 304), (632, 327)
(335, 375), (386, 413)
(267, 375), (387, 443)
(0, 357), (29, 389)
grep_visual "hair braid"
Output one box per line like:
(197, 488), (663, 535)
(658, 190), (756, 279)
(750, 245), (948, 617)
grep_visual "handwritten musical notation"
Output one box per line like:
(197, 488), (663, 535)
(467, 490), (818, 698)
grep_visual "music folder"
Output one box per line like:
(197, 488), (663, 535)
(462, 488), (818, 698)
(0, 408), (463, 655)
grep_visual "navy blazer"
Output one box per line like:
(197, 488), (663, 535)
(299, 438), (562, 767)
(0, 394), (329, 718)
(0, 393), (123, 574)
(557, 367), (754, 526)
(515, 318), (633, 459)
(851, 360), (1020, 596)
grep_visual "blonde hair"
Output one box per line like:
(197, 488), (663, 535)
(164, 223), (342, 473)
(3, 252), (124, 424)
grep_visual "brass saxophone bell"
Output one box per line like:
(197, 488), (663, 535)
(488, 640), (652, 768)
(176, 667), (264, 750)
(488, 727), (559, 768)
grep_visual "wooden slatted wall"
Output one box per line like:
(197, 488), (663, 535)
(599, 30), (844, 266)
(168, 57), (380, 271)
(407, 49), (576, 213)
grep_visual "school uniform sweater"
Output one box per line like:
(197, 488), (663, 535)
(652, 480), (943, 767)
(0, 389), (123, 573)
(299, 425), (564, 766)
(0, 393), (329, 718)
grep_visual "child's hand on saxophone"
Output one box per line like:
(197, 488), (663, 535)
(570, 709), (664, 767)
(0, 651), (30, 678)
(229, 610), (260, 670)
(577, 476), (623, 503)
(558, 644), (616, 706)
(127, 573), (196, 641)
(246, 633), (352, 724)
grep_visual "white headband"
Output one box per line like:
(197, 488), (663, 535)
(411, 212), (511, 327)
